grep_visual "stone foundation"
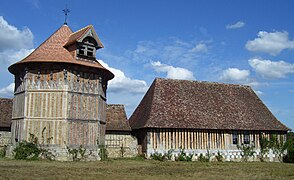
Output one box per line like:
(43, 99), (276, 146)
(105, 134), (138, 158)
(5, 143), (101, 161)
(147, 148), (284, 162)
(0, 131), (11, 147)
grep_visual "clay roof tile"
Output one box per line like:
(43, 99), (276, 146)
(0, 98), (12, 128)
(8, 25), (113, 80)
(129, 78), (290, 131)
(106, 104), (131, 132)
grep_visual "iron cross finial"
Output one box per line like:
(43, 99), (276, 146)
(62, 6), (70, 25)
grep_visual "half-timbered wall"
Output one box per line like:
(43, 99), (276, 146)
(11, 68), (107, 150)
(147, 129), (226, 152)
(145, 129), (286, 155)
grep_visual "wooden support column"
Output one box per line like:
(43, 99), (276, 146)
(175, 129), (178, 149)
(154, 129), (157, 150)
(181, 130), (184, 149)
(150, 130), (153, 149)
(168, 130), (171, 149)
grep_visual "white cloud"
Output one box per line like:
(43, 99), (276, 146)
(245, 31), (294, 55)
(0, 83), (14, 98)
(254, 90), (263, 96)
(190, 43), (208, 53)
(0, 16), (34, 51)
(220, 68), (250, 82)
(289, 90), (294, 93)
(245, 81), (263, 89)
(0, 16), (34, 70)
(0, 48), (34, 65)
(219, 68), (263, 93)
(98, 60), (149, 94)
(151, 61), (195, 80)
(226, 21), (245, 29)
(127, 38), (210, 67)
(249, 58), (294, 79)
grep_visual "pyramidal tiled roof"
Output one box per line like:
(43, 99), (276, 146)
(106, 104), (131, 132)
(8, 25), (113, 80)
(129, 78), (290, 131)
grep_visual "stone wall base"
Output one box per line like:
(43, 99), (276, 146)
(0, 131), (11, 147)
(105, 134), (138, 158)
(147, 148), (283, 162)
(5, 144), (101, 161)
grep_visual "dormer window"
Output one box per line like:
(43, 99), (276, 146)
(77, 36), (98, 59)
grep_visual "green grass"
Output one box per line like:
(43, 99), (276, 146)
(0, 158), (294, 179)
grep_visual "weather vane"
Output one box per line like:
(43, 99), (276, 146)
(62, 5), (70, 25)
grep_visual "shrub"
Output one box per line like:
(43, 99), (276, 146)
(0, 145), (7, 158)
(215, 151), (223, 162)
(150, 152), (166, 161)
(67, 146), (79, 161)
(175, 148), (192, 162)
(198, 153), (209, 162)
(237, 143), (255, 162)
(13, 141), (41, 160)
(166, 149), (174, 160)
(67, 145), (92, 161)
(13, 133), (54, 160)
(99, 145), (108, 160)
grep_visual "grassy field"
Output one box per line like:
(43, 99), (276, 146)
(0, 158), (294, 179)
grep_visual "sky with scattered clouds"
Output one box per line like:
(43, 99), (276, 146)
(0, 0), (293, 130)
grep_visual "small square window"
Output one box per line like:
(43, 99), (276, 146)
(87, 51), (93, 57)
(79, 46), (86, 55)
(87, 47), (94, 57)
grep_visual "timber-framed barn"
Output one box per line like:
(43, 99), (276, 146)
(129, 78), (290, 160)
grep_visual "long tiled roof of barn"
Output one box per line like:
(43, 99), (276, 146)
(129, 78), (290, 131)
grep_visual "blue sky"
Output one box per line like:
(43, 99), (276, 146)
(0, 0), (293, 130)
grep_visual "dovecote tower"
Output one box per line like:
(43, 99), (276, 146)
(8, 24), (114, 160)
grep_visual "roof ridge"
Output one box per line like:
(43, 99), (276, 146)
(155, 77), (251, 89)
(107, 104), (125, 107)
(68, 24), (92, 37)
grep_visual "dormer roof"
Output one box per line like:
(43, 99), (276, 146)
(64, 25), (103, 49)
